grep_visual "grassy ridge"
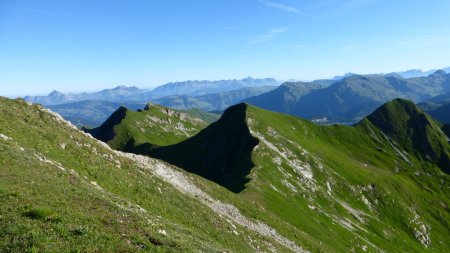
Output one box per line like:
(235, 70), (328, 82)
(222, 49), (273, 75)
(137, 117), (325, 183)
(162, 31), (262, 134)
(87, 102), (219, 151)
(0, 97), (289, 252)
(145, 100), (450, 252)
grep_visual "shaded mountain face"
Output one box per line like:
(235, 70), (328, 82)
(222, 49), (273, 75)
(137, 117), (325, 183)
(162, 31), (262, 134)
(153, 86), (277, 111)
(0, 97), (310, 252)
(148, 104), (259, 193)
(86, 103), (217, 151)
(247, 71), (450, 124)
(47, 100), (145, 127)
(138, 100), (450, 251)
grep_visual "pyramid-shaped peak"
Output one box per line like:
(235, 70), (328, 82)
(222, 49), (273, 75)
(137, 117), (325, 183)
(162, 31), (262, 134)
(48, 90), (64, 96)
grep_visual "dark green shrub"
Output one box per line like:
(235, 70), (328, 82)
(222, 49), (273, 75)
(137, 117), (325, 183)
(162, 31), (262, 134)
(23, 207), (54, 220)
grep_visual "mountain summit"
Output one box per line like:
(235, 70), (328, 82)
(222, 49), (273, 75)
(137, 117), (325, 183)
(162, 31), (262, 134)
(149, 103), (258, 193)
(359, 98), (450, 173)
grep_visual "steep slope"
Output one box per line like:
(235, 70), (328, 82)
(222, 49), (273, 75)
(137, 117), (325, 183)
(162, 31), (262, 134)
(47, 100), (145, 127)
(0, 97), (305, 252)
(245, 82), (323, 114)
(154, 86), (277, 111)
(146, 101), (450, 252)
(358, 99), (450, 173)
(86, 103), (218, 151)
(148, 104), (259, 193)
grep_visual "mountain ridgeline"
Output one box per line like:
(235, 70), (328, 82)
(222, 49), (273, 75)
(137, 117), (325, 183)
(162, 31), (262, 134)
(153, 85), (277, 111)
(24, 78), (281, 106)
(246, 70), (450, 124)
(150, 77), (280, 98)
(85, 103), (219, 152)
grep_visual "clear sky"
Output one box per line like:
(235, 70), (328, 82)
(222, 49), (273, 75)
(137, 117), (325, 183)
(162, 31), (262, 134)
(1, 0), (450, 96)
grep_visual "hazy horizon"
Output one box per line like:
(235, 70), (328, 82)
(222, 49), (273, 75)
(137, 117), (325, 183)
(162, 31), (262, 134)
(5, 66), (450, 98)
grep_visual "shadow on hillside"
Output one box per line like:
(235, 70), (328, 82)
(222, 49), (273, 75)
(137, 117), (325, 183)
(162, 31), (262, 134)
(140, 103), (259, 193)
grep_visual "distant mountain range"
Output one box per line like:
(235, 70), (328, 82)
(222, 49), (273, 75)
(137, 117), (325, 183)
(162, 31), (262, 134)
(24, 85), (149, 105)
(22, 68), (450, 127)
(150, 77), (280, 98)
(24, 77), (281, 105)
(246, 70), (450, 124)
(154, 86), (277, 111)
(395, 67), (450, 78)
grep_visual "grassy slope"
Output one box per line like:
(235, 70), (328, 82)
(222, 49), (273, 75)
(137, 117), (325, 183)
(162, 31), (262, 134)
(89, 103), (219, 151)
(149, 102), (450, 252)
(245, 103), (450, 252)
(0, 97), (291, 252)
(363, 99), (450, 172)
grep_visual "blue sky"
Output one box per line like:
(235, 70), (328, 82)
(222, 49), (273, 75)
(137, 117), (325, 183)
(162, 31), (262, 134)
(1, 0), (450, 96)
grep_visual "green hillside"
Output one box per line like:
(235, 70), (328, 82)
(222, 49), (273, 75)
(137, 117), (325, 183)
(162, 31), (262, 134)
(146, 100), (450, 252)
(360, 99), (450, 173)
(86, 102), (219, 151)
(0, 97), (303, 252)
(46, 100), (145, 127)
